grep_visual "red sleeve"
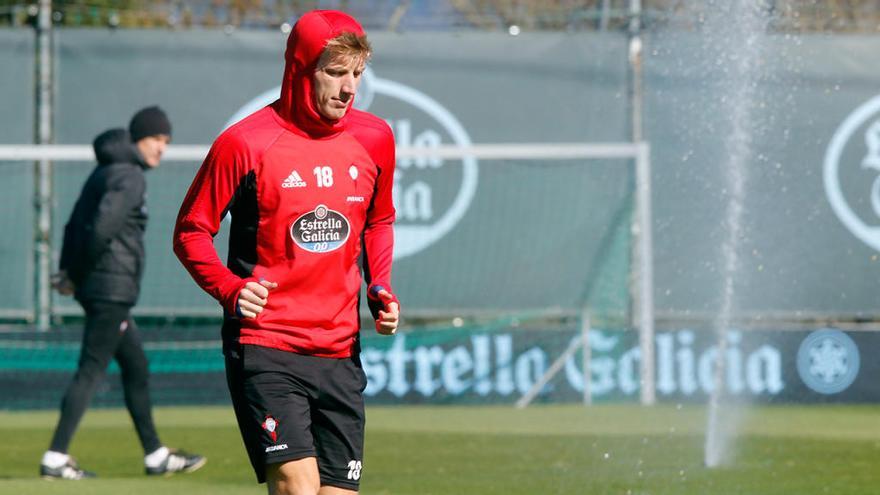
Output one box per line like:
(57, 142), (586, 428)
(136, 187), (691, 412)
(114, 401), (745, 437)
(173, 128), (257, 314)
(359, 120), (397, 296)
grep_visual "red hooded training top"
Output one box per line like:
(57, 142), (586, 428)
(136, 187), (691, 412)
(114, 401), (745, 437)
(173, 10), (395, 358)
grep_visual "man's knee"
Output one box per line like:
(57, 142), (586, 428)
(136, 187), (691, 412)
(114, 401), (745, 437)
(118, 357), (150, 385)
(72, 357), (110, 383)
(267, 457), (321, 495)
(270, 478), (319, 495)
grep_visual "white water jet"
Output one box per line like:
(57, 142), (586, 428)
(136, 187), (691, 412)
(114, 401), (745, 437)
(702, 0), (771, 469)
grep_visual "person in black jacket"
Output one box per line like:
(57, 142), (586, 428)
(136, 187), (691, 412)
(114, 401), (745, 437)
(40, 107), (205, 480)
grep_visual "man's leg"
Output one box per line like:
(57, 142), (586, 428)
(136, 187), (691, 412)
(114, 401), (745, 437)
(310, 356), (365, 494)
(116, 317), (206, 475)
(48, 301), (129, 453)
(227, 345), (319, 485)
(318, 485), (357, 494)
(265, 457), (358, 495)
(114, 316), (162, 454)
(226, 344), (268, 479)
(266, 457), (321, 495)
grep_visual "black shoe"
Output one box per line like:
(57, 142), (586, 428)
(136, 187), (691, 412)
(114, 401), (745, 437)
(40, 457), (96, 480)
(145, 449), (206, 476)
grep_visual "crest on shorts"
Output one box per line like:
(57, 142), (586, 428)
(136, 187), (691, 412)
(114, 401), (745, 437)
(261, 415), (279, 443)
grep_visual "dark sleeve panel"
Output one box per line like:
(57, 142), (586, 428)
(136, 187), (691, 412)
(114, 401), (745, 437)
(173, 125), (265, 314)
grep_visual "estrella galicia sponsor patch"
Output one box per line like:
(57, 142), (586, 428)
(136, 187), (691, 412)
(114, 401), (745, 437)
(290, 204), (350, 253)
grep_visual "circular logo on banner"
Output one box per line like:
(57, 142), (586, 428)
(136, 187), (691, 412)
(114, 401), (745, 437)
(226, 67), (479, 260)
(824, 95), (880, 251)
(290, 205), (350, 253)
(796, 328), (860, 395)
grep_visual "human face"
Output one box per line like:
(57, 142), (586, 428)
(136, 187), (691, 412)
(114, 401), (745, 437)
(312, 55), (365, 121)
(136, 134), (170, 168)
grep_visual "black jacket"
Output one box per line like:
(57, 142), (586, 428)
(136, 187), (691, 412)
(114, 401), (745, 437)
(60, 128), (149, 305)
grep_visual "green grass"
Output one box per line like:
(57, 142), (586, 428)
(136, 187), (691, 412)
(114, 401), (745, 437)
(1, 404), (878, 494)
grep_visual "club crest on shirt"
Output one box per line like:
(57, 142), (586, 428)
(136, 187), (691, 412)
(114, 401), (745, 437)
(290, 204), (351, 253)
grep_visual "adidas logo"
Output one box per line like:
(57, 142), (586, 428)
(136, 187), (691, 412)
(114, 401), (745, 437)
(282, 170), (307, 188)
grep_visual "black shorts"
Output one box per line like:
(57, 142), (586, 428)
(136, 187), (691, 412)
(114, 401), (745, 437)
(225, 344), (367, 489)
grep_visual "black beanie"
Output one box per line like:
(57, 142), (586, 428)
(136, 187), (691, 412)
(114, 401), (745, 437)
(129, 106), (171, 142)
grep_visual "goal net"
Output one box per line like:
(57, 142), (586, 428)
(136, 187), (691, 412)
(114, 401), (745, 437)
(0, 142), (653, 408)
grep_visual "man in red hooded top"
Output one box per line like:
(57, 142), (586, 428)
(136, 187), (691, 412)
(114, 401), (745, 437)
(173, 10), (399, 494)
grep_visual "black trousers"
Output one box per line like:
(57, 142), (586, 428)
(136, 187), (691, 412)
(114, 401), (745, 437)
(49, 301), (162, 455)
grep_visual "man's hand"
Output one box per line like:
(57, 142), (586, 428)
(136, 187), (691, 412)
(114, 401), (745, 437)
(237, 279), (278, 319)
(373, 289), (400, 336)
(51, 270), (75, 296)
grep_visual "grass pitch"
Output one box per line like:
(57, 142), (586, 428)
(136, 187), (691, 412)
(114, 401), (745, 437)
(0, 404), (878, 494)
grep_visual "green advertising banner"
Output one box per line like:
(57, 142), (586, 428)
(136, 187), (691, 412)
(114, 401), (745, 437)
(1, 324), (875, 409)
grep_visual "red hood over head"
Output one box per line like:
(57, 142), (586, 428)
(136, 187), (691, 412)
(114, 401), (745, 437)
(276, 10), (365, 138)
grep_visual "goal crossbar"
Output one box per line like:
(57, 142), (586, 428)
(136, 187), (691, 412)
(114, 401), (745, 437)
(0, 142), (646, 162)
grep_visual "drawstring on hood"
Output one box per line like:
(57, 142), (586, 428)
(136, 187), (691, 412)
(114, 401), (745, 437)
(275, 10), (365, 138)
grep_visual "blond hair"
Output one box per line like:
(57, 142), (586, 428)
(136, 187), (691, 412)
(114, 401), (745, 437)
(318, 32), (372, 68)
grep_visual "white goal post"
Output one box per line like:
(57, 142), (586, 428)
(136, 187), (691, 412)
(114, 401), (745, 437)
(0, 141), (655, 405)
